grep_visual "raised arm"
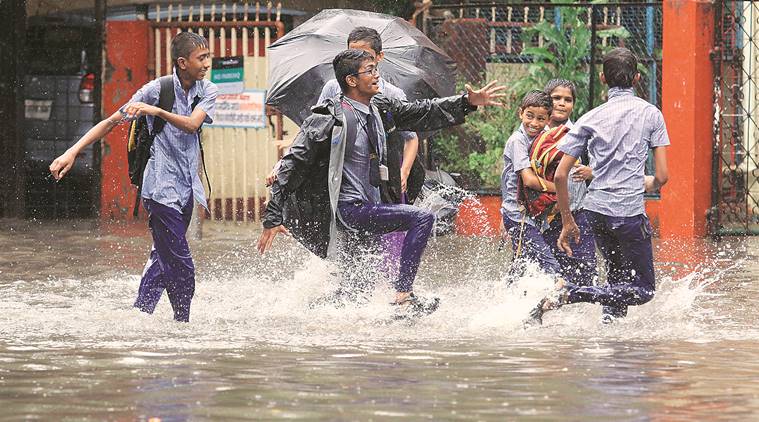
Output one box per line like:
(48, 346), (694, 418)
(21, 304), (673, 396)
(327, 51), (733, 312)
(49, 110), (124, 180)
(155, 107), (208, 134)
(122, 81), (218, 134)
(373, 81), (506, 133)
(123, 95), (215, 134)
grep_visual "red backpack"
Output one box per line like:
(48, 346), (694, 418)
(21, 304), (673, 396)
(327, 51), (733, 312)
(517, 125), (570, 225)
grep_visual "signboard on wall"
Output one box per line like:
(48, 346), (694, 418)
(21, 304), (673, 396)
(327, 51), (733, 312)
(210, 90), (267, 128)
(211, 56), (244, 95)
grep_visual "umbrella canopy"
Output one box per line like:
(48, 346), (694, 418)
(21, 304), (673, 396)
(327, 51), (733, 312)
(266, 8), (457, 125)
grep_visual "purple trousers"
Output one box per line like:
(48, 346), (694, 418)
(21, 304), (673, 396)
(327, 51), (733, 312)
(542, 211), (597, 286)
(134, 199), (195, 322)
(338, 202), (434, 293)
(564, 211), (655, 317)
(503, 210), (596, 286)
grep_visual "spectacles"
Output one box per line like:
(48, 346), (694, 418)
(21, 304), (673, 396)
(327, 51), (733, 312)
(352, 66), (379, 77)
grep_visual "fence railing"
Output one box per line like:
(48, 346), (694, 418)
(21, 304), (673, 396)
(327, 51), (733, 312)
(149, 2), (289, 223)
(420, 1), (662, 111)
(417, 1), (662, 190)
(712, 0), (759, 235)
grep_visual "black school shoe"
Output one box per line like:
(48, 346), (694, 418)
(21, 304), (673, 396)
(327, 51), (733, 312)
(391, 293), (440, 321)
(523, 288), (569, 327)
(601, 305), (628, 324)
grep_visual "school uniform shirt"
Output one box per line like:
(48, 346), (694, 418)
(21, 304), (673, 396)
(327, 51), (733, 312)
(121, 71), (218, 212)
(318, 76), (417, 143)
(563, 120), (591, 212)
(339, 96), (387, 204)
(548, 119), (587, 213)
(559, 87), (670, 217)
(500, 124), (536, 226)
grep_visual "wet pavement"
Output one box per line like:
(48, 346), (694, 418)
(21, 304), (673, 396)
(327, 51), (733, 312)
(1, 218), (758, 420)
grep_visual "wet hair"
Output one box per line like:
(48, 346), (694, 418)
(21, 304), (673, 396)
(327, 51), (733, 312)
(520, 90), (553, 112)
(544, 79), (577, 101)
(602, 47), (638, 88)
(333, 49), (374, 93)
(171, 32), (209, 67)
(347, 26), (382, 53)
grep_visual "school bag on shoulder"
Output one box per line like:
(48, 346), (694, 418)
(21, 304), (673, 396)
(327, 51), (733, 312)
(126, 75), (210, 217)
(517, 124), (570, 226)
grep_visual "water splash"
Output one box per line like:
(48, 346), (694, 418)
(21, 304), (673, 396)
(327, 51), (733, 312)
(0, 248), (747, 350)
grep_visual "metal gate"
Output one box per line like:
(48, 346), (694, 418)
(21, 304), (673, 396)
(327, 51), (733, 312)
(713, 0), (759, 234)
(419, 2), (662, 111)
(150, 2), (288, 223)
(416, 1), (662, 189)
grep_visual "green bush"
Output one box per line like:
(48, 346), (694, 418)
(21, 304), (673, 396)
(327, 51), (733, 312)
(432, 2), (630, 190)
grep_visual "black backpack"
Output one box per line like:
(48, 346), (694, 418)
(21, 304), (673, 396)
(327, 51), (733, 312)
(126, 75), (210, 217)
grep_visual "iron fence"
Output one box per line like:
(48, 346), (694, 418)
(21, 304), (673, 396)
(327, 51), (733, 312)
(418, 1), (663, 189)
(421, 1), (662, 111)
(712, 0), (759, 235)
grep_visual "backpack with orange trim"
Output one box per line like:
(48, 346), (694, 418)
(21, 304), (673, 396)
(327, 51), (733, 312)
(126, 75), (207, 218)
(517, 124), (570, 226)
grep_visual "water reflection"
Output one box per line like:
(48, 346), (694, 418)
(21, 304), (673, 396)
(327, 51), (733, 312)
(2, 219), (759, 419)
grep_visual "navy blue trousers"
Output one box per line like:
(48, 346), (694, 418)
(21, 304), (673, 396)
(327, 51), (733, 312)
(338, 202), (434, 293)
(564, 211), (655, 317)
(134, 199), (195, 322)
(503, 210), (596, 286)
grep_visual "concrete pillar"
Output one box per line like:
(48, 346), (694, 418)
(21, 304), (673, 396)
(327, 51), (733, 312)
(100, 20), (151, 220)
(660, 0), (715, 238)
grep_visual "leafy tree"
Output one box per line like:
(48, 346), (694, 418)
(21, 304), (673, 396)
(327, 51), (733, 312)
(433, 2), (630, 189)
(515, 3), (630, 116)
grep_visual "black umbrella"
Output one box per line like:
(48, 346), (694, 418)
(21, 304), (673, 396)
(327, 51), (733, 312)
(266, 8), (457, 125)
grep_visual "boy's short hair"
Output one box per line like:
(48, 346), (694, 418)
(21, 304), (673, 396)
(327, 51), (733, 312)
(520, 90), (553, 112)
(602, 47), (638, 88)
(171, 32), (209, 67)
(347, 26), (383, 53)
(333, 49), (374, 93)
(544, 79), (577, 100)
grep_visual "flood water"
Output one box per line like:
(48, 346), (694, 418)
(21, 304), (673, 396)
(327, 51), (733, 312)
(2, 218), (759, 420)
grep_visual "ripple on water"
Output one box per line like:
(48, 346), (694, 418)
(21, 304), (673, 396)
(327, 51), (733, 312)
(4, 225), (759, 419)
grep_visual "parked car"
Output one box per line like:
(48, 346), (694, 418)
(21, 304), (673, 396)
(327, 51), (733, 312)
(24, 16), (98, 218)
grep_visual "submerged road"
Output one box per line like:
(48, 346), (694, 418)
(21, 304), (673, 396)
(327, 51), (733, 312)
(1, 219), (757, 420)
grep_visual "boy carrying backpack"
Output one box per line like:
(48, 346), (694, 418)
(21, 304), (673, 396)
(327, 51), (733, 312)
(517, 123), (598, 289)
(49, 32), (218, 322)
(127, 75), (209, 217)
(501, 91), (596, 292)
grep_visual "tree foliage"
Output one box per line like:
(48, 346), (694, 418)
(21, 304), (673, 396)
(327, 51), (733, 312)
(432, 2), (631, 189)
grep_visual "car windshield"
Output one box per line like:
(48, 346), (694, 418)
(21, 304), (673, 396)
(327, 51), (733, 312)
(26, 24), (97, 75)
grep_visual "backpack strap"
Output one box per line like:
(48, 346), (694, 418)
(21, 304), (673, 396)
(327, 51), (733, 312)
(535, 128), (562, 171)
(530, 131), (551, 192)
(341, 99), (358, 158)
(340, 99), (359, 149)
(132, 75), (174, 218)
(152, 75), (175, 136)
(539, 125), (569, 170)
